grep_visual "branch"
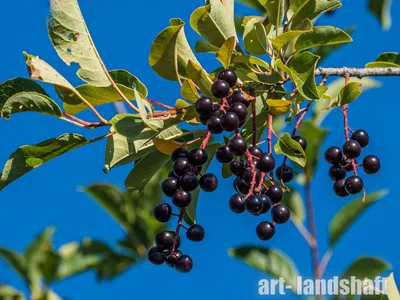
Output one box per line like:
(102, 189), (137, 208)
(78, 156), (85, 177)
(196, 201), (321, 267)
(315, 67), (400, 77)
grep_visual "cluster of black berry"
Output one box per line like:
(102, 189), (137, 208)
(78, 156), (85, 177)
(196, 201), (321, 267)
(325, 129), (381, 197)
(148, 147), (218, 272)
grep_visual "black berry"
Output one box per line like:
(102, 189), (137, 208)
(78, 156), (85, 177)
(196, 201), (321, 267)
(344, 176), (364, 194)
(195, 97), (214, 115)
(271, 204), (291, 224)
(155, 231), (175, 250)
(276, 165), (294, 183)
(248, 146), (263, 159)
(175, 255), (193, 273)
(186, 224), (205, 242)
(166, 250), (182, 267)
(329, 164), (346, 181)
(325, 146), (343, 164)
(173, 157), (191, 177)
(162, 177), (179, 197)
(172, 189), (192, 207)
(216, 145), (234, 163)
(199, 113), (212, 125)
(171, 148), (189, 162)
(351, 130), (369, 148)
(243, 168), (262, 186)
(199, 173), (218, 192)
(265, 186), (284, 204)
(229, 194), (245, 213)
(229, 91), (249, 106)
(292, 136), (307, 150)
(220, 112), (239, 131)
(256, 221), (275, 241)
(211, 80), (230, 98)
(218, 69), (237, 87)
(342, 140), (361, 159)
(258, 153), (276, 172)
(333, 179), (349, 197)
(258, 194), (272, 214)
(229, 136), (248, 156)
(148, 247), (166, 265)
(245, 195), (263, 215)
(188, 148), (208, 166)
(179, 174), (199, 192)
(206, 115), (223, 134)
(363, 155), (380, 174)
(234, 177), (250, 194)
(153, 203), (172, 223)
(230, 159), (248, 177)
(228, 102), (248, 122)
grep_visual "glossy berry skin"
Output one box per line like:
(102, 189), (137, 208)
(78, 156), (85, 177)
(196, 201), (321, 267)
(248, 146), (263, 159)
(292, 136), (307, 150)
(179, 174), (199, 192)
(342, 140), (361, 159)
(230, 91), (249, 106)
(229, 137), (248, 156)
(218, 69), (238, 87)
(220, 112), (239, 131)
(245, 195), (264, 215)
(211, 80), (230, 98)
(351, 130), (369, 148)
(216, 145), (234, 163)
(148, 247), (166, 265)
(171, 148), (189, 162)
(243, 168), (261, 186)
(168, 170), (179, 179)
(345, 176), (364, 194)
(271, 204), (291, 224)
(153, 203), (172, 223)
(230, 159), (248, 177)
(166, 251), (182, 267)
(175, 255), (193, 273)
(188, 148), (208, 166)
(162, 177), (179, 197)
(195, 97), (214, 115)
(256, 221), (275, 241)
(173, 157), (191, 177)
(259, 195), (272, 214)
(206, 115), (223, 134)
(258, 153), (276, 173)
(229, 194), (245, 213)
(199, 113), (212, 125)
(363, 155), (380, 174)
(325, 146), (343, 164)
(333, 179), (349, 197)
(234, 177), (250, 194)
(228, 102), (248, 122)
(155, 231), (175, 250)
(329, 164), (346, 181)
(199, 173), (218, 192)
(186, 224), (205, 242)
(276, 165), (294, 183)
(265, 186), (284, 204)
(172, 189), (192, 207)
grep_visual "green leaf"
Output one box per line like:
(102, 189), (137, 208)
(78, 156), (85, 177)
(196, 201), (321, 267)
(0, 285), (25, 300)
(134, 88), (156, 130)
(368, 0), (392, 30)
(149, 19), (199, 81)
(0, 248), (28, 283)
(232, 55), (270, 70)
(190, 0), (237, 48)
(274, 133), (307, 167)
(241, 111), (270, 143)
(222, 163), (233, 179)
(48, 0), (111, 86)
(237, 0), (267, 12)
(230, 246), (299, 292)
(295, 26), (352, 52)
(338, 82), (363, 106)
(259, 0), (284, 28)
(236, 68), (282, 85)
(275, 52), (320, 99)
(184, 143), (220, 225)
(243, 20), (268, 55)
(329, 190), (388, 247)
(267, 99), (292, 116)
(111, 114), (162, 139)
(216, 36), (237, 69)
(282, 190), (305, 224)
(336, 257), (391, 300)
(180, 79), (200, 103)
(291, 0), (342, 28)
(0, 134), (87, 191)
(125, 149), (170, 192)
(269, 19), (313, 50)
(194, 40), (221, 54)
(0, 78), (62, 119)
(366, 52), (400, 68)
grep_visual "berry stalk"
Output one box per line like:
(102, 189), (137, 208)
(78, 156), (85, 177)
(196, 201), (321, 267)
(171, 209), (185, 253)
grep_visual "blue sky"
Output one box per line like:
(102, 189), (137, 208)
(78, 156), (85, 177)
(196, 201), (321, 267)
(0, 1), (399, 299)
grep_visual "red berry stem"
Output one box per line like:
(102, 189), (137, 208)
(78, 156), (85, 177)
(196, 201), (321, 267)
(244, 149), (257, 200)
(171, 208), (185, 253)
(257, 172), (266, 190)
(200, 131), (212, 149)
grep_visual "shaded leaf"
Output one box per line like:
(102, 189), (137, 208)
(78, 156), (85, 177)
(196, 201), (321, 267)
(194, 40), (221, 54)
(216, 36), (237, 69)
(232, 55), (270, 70)
(259, 0), (284, 28)
(338, 82), (363, 106)
(0, 285), (25, 300)
(180, 80), (200, 103)
(274, 133), (307, 167)
(0, 248), (28, 283)
(282, 190), (305, 224)
(243, 20), (268, 55)
(269, 19), (313, 50)
(368, 0), (392, 30)
(291, 0), (342, 28)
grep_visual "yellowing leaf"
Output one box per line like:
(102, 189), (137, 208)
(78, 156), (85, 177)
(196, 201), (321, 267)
(153, 139), (184, 156)
(267, 99), (292, 116)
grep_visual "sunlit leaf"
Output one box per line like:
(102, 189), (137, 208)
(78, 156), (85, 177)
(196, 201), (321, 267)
(274, 133), (307, 167)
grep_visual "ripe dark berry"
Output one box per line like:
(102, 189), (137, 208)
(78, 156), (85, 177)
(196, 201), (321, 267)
(199, 173), (218, 192)
(206, 115), (223, 134)
(265, 186), (284, 204)
(229, 136), (248, 156)
(148, 247), (166, 265)
(248, 146), (263, 159)
(256, 221), (275, 241)
(162, 177), (179, 197)
(333, 179), (349, 197)
(175, 255), (193, 273)
(229, 91), (249, 106)
(173, 157), (191, 177)
(229, 194), (245, 213)
(195, 96), (214, 114)
(153, 203), (172, 223)
(276, 165), (294, 183)
(342, 140), (361, 159)
(155, 231), (175, 250)
(258, 153), (276, 172)
(325, 146), (343, 164)
(245, 195), (263, 215)
(216, 145), (234, 163)
(292, 136), (307, 150)
(344, 176), (364, 194)
(363, 155), (380, 174)
(234, 177), (250, 194)
(199, 113), (212, 125)
(228, 102), (248, 122)
(166, 250), (182, 267)
(230, 159), (248, 177)
(351, 130), (369, 148)
(179, 174), (199, 192)
(258, 194), (272, 214)
(172, 189), (192, 207)
(171, 148), (188, 162)
(271, 204), (291, 224)
(220, 112), (239, 131)
(186, 224), (205, 242)
(329, 164), (346, 181)
(243, 168), (262, 186)
(211, 80), (230, 98)
(188, 148), (208, 166)
(218, 69), (237, 87)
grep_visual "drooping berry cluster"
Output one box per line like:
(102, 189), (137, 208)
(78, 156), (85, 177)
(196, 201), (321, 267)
(325, 129), (381, 197)
(148, 147), (217, 272)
